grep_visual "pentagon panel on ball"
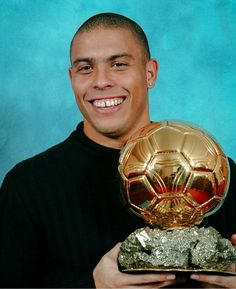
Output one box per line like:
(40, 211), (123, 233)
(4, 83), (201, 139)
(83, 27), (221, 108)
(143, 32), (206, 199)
(118, 121), (230, 229)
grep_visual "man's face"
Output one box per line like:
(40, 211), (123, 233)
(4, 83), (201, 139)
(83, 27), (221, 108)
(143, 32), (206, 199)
(69, 27), (158, 147)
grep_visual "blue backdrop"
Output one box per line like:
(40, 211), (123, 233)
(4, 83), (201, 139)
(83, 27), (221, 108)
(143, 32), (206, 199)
(1, 0), (236, 183)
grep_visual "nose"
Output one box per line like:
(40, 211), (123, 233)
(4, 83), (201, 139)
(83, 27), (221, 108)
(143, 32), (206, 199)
(92, 66), (113, 90)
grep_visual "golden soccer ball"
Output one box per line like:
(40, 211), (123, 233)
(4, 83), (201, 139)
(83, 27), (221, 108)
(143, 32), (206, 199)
(118, 121), (230, 229)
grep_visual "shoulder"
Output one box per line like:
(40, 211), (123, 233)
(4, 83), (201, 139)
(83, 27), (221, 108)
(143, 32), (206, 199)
(228, 157), (236, 194)
(4, 131), (77, 185)
(228, 157), (236, 171)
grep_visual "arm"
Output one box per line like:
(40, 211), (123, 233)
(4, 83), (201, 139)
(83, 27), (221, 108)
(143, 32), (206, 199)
(93, 243), (187, 288)
(0, 172), (45, 287)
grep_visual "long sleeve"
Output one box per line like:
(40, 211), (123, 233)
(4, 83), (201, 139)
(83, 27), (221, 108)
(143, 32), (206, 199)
(0, 172), (46, 287)
(202, 157), (236, 238)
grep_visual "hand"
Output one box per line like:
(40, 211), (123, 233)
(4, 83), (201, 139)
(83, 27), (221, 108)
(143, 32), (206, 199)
(93, 243), (185, 288)
(190, 273), (236, 288)
(190, 234), (236, 288)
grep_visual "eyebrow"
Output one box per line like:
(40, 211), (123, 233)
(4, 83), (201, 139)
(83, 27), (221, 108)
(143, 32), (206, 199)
(72, 57), (92, 67)
(72, 53), (134, 67)
(108, 53), (134, 61)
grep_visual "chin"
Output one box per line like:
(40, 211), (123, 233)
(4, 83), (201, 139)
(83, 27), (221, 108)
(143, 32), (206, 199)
(98, 125), (125, 138)
(101, 129), (122, 138)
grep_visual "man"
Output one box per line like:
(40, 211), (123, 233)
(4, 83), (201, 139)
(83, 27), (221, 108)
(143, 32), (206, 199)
(0, 12), (235, 288)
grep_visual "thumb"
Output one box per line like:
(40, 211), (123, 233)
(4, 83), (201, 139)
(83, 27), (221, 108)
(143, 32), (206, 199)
(230, 234), (236, 245)
(108, 242), (122, 259)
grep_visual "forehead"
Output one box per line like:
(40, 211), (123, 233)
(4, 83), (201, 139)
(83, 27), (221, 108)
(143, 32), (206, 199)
(71, 28), (144, 61)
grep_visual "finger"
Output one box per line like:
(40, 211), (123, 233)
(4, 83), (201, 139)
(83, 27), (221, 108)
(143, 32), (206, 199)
(107, 242), (122, 260)
(231, 234), (236, 245)
(138, 279), (178, 288)
(118, 272), (176, 286)
(95, 270), (177, 288)
(226, 262), (236, 272)
(126, 276), (186, 289)
(190, 273), (236, 288)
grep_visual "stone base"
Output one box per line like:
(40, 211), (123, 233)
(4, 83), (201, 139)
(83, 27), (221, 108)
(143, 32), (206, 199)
(118, 226), (236, 271)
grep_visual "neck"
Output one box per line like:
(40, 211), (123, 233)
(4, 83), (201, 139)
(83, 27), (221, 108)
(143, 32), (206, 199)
(83, 120), (151, 149)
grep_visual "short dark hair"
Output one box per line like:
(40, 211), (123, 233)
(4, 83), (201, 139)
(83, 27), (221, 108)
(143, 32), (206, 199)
(70, 12), (151, 64)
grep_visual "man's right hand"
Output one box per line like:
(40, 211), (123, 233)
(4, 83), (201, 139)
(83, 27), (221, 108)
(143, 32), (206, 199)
(93, 243), (184, 288)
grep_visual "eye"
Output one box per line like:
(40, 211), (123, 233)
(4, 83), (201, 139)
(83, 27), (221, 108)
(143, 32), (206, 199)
(112, 62), (128, 69)
(78, 64), (93, 73)
(72, 63), (93, 74)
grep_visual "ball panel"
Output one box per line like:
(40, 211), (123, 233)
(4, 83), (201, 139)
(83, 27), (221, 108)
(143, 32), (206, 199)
(128, 175), (157, 211)
(147, 152), (191, 195)
(120, 138), (156, 178)
(186, 171), (216, 204)
(199, 195), (222, 215)
(148, 125), (185, 152)
(182, 132), (219, 170)
(213, 155), (230, 197)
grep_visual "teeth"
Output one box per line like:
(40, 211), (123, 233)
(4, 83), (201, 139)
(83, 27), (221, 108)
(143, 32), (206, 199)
(93, 98), (123, 108)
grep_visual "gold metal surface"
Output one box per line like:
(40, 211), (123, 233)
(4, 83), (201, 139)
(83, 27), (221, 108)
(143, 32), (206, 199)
(118, 121), (230, 229)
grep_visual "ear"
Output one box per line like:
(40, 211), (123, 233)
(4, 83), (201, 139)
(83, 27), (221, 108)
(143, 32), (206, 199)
(68, 67), (73, 82)
(146, 58), (158, 89)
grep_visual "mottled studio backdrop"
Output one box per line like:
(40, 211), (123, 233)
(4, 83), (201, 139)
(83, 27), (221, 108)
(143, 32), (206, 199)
(0, 0), (236, 183)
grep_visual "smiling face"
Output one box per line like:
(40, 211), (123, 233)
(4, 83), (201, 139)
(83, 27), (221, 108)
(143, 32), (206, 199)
(69, 27), (158, 148)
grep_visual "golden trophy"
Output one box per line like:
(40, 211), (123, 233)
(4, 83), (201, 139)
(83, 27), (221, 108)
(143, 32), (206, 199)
(118, 121), (236, 274)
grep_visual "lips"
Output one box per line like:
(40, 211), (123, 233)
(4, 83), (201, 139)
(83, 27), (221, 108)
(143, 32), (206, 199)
(92, 97), (125, 108)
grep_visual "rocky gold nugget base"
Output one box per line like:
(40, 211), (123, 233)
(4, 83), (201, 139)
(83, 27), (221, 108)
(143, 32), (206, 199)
(119, 226), (236, 272)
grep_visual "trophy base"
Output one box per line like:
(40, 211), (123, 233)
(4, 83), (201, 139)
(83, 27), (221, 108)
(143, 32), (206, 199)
(119, 226), (236, 273)
(122, 268), (236, 276)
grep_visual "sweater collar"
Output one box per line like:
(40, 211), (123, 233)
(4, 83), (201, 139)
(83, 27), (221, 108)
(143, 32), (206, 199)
(73, 122), (121, 158)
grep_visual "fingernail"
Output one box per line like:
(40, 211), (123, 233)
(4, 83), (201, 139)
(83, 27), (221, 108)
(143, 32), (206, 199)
(166, 274), (176, 280)
(190, 274), (199, 280)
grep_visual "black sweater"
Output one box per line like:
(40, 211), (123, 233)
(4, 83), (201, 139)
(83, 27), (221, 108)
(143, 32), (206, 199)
(0, 122), (235, 288)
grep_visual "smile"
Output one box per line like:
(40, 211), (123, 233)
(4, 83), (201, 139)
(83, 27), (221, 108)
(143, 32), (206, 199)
(92, 97), (124, 108)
